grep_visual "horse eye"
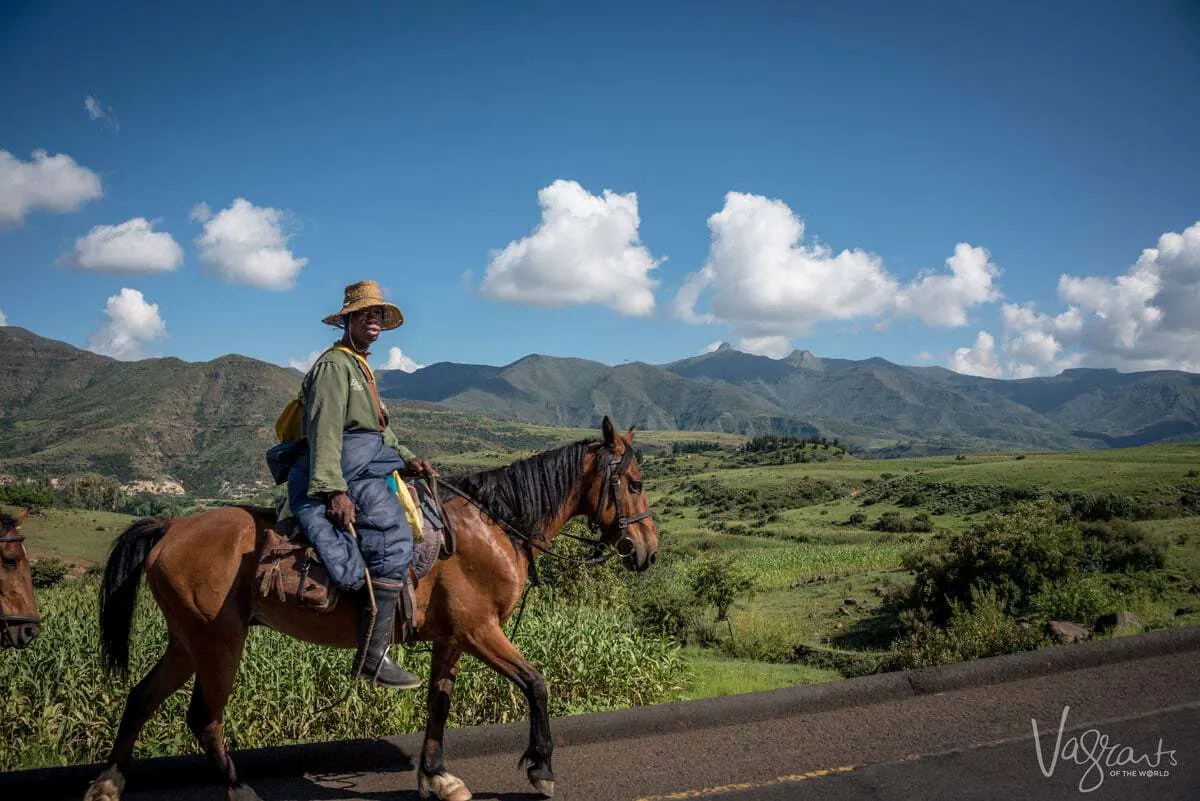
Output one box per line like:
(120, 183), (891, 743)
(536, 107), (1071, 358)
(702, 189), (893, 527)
(1, 558), (16, 569)
(628, 479), (643, 494)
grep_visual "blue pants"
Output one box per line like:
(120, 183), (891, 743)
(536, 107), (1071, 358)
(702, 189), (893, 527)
(284, 432), (413, 592)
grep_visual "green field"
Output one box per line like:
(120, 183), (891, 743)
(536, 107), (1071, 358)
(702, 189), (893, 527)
(5, 438), (1199, 771)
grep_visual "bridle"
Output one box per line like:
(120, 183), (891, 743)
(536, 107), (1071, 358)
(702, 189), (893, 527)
(0, 531), (40, 648)
(438, 443), (654, 567)
(430, 444), (653, 644)
(586, 445), (653, 560)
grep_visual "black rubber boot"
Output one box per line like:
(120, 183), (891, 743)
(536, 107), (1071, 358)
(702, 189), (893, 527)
(353, 583), (422, 689)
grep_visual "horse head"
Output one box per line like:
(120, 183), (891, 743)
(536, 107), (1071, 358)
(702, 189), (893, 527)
(583, 416), (659, 572)
(0, 509), (40, 649)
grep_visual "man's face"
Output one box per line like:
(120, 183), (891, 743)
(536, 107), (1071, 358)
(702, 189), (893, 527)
(348, 306), (384, 347)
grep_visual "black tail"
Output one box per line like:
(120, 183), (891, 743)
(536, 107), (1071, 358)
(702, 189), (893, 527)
(100, 517), (170, 675)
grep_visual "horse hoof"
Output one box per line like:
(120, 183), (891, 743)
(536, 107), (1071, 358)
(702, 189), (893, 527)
(83, 768), (125, 801)
(419, 771), (472, 801)
(532, 778), (555, 798)
(229, 783), (264, 801)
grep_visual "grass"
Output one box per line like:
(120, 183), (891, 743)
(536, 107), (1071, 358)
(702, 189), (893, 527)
(662, 442), (1200, 499)
(2, 505), (136, 569)
(672, 647), (841, 700)
(0, 581), (687, 771)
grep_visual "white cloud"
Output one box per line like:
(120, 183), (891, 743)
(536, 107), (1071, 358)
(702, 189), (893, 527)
(915, 351), (933, 362)
(84, 95), (119, 133)
(894, 243), (1001, 326)
(189, 202), (212, 223)
(737, 336), (792, 358)
(0, 149), (103, 226)
(66, 218), (183, 273)
(287, 351), (322, 372)
(479, 179), (662, 317)
(998, 303), (1083, 378)
(86, 289), (167, 360)
(378, 347), (424, 372)
(675, 193), (1003, 340)
(195, 198), (307, 290)
(674, 192), (897, 337)
(997, 221), (1200, 376)
(950, 330), (1003, 378)
(0, 309), (7, 326)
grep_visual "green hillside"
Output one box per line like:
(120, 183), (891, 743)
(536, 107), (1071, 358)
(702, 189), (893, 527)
(3, 326), (1200, 496)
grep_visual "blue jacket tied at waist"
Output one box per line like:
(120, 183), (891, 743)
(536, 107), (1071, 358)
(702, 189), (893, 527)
(269, 431), (413, 592)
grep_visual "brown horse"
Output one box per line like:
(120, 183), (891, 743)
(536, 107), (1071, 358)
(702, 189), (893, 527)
(0, 509), (40, 650)
(85, 416), (658, 801)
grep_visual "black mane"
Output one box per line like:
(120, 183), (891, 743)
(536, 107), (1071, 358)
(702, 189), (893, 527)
(0, 512), (18, 532)
(446, 439), (597, 533)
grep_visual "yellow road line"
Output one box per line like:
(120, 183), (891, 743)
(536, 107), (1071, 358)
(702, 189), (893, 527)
(633, 765), (857, 801)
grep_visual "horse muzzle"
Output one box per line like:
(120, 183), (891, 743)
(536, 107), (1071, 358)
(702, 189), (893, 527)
(0, 617), (40, 649)
(617, 534), (658, 572)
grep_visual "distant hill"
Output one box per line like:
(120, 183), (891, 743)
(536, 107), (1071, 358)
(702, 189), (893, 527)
(0, 327), (301, 494)
(379, 341), (1200, 453)
(3, 328), (1199, 494)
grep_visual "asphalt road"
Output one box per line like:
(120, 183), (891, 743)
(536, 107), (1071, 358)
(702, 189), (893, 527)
(25, 647), (1200, 801)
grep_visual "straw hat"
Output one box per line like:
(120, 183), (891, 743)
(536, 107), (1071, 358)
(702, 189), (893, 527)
(322, 280), (404, 330)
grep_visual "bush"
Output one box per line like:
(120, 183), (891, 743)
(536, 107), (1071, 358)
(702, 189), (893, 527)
(873, 511), (909, 533)
(536, 521), (627, 606)
(0, 482), (55, 508)
(626, 554), (755, 645)
(846, 512), (867, 527)
(1032, 576), (1123, 623)
(626, 563), (706, 644)
(1067, 492), (1148, 522)
(719, 609), (794, 663)
(55, 473), (124, 512)
(893, 590), (1045, 669)
(902, 501), (1082, 623)
(30, 558), (69, 589)
(1078, 520), (1166, 573)
(911, 513), (934, 533)
(688, 554), (755, 622)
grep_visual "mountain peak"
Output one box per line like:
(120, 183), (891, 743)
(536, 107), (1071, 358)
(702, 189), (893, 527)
(785, 348), (821, 368)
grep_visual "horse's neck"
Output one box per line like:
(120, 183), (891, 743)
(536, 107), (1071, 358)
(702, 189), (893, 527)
(536, 483), (587, 543)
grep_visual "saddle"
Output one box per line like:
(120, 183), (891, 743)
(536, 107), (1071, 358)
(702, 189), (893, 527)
(253, 478), (451, 641)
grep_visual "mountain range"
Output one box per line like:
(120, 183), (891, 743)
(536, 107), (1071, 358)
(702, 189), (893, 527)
(2, 327), (1199, 494)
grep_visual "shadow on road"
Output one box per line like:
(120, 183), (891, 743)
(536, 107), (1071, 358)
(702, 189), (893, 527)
(246, 772), (546, 801)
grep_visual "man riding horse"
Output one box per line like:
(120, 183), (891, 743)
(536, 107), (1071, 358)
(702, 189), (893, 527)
(268, 279), (437, 690)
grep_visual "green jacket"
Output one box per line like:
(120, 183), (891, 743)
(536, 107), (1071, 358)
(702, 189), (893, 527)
(301, 345), (418, 498)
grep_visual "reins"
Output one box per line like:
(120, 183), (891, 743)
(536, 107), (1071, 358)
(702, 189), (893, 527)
(308, 443), (650, 718)
(435, 444), (653, 570)
(437, 479), (613, 568)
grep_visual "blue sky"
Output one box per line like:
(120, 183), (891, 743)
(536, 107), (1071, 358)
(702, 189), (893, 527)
(2, 0), (1199, 377)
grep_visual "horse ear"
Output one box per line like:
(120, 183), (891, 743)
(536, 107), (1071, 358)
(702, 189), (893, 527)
(602, 416), (617, 449)
(626, 424), (637, 442)
(14, 508), (28, 526)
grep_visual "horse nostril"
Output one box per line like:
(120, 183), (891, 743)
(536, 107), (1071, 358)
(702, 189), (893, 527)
(648, 552), (657, 566)
(20, 624), (38, 645)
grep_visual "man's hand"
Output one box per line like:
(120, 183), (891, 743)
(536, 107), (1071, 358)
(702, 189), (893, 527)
(326, 491), (357, 530)
(405, 458), (439, 479)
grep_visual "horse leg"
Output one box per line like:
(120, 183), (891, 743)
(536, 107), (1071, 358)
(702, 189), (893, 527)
(466, 625), (555, 798)
(186, 633), (261, 801)
(418, 641), (471, 801)
(83, 637), (194, 801)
